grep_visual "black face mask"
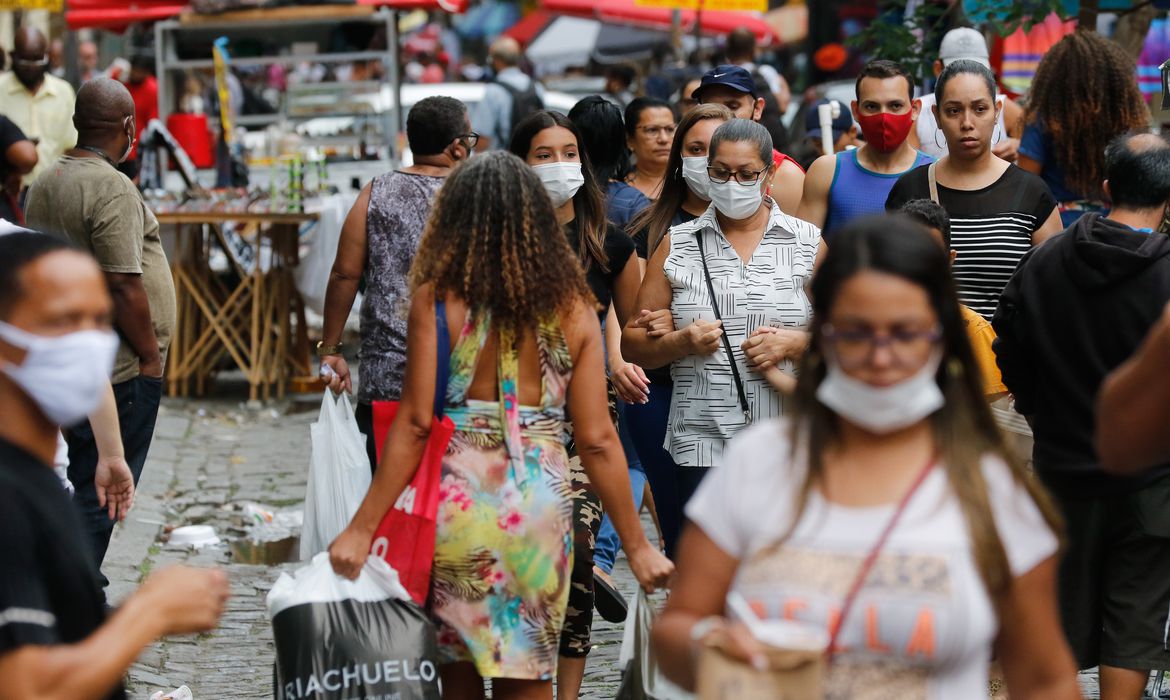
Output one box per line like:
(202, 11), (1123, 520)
(13, 64), (45, 90)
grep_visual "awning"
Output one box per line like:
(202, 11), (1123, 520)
(66, 0), (188, 30)
(358, 0), (468, 12)
(504, 9), (557, 45)
(541, 0), (777, 46)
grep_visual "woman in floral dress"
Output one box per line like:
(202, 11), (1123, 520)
(329, 152), (673, 699)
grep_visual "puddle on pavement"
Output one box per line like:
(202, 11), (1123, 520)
(229, 536), (300, 565)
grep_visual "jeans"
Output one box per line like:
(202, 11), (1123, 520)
(594, 401), (648, 573)
(67, 374), (164, 586)
(623, 382), (691, 558)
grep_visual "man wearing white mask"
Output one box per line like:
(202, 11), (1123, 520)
(0, 232), (228, 700)
(623, 119), (823, 509)
(24, 77), (175, 584)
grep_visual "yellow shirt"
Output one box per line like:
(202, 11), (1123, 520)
(0, 72), (78, 186)
(962, 304), (1008, 399)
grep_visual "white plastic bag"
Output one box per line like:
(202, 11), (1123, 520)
(618, 590), (695, 700)
(268, 554), (440, 700)
(299, 392), (371, 560)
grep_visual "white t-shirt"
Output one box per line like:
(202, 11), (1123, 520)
(916, 93), (1008, 159)
(686, 420), (1057, 699)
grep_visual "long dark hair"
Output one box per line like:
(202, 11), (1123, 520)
(1025, 31), (1149, 200)
(787, 214), (1062, 603)
(568, 95), (631, 184)
(628, 103), (732, 254)
(509, 110), (610, 271)
(410, 152), (592, 330)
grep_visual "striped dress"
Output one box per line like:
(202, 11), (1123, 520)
(886, 164), (1057, 320)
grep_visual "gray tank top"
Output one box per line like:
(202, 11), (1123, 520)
(358, 170), (444, 403)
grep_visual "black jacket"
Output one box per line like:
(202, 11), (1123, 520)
(993, 213), (1170, 495)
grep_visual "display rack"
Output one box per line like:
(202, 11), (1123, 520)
(153, 4), (400, 158)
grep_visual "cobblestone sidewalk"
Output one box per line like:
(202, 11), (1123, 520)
(108, 397), (635, 699)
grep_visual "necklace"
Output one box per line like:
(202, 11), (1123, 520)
(76, 145), (116, 167)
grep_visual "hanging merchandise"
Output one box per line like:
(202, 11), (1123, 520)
(1138, 17), (1170, 102)
(1000, 13), (1076, 96)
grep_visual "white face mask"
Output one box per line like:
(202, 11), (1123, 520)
(709, 179), (765, 220)
(816, 352), (945, 435)
(533, 162), (584, 208)
(0, 321), (118, 427)
(681, 156), (711, 201)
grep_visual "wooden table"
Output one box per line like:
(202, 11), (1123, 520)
(158, 211), (319, 402)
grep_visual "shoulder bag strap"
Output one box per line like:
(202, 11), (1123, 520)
(433, 300), (451, 419)
(696, 231), (752, 423)
(826, 454), (937, 662)
(927, 161), (940, 205)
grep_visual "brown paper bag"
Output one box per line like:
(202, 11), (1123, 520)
(696, 630), (824, 700)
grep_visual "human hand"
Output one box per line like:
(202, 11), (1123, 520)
(682, 320), (723, 356)
(762, 366), (797, 394)
(742, 328), (807, 371)
(139, 355), (164, 379)
(631, 309), (675, 338)
(626, 541), (675, 593)
(328, 524), (374, 581)
(611, 361), (650, 404)
(320, 355), (351, 394)
(992, 137), (1020, 163)
(700, 621), (772, 671)
(95, 454), (135, 521)
(138, 566), (230, 636)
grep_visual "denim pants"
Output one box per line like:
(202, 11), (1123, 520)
(67, 374), (164, 585)
(594, 401), (648, 573)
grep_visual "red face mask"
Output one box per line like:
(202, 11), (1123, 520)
(856, 111), (915, 153)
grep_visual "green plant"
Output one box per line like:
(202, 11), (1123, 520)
(847, 0), (1071, 83)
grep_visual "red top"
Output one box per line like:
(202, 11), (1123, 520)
(127, 75), (159, 161)
(773, 148), (804, 173)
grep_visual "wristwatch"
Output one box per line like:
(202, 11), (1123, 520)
(316, 341), (343, 357)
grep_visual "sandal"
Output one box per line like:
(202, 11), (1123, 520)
(593, 567), (628, 623)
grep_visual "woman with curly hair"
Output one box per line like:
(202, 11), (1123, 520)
(1020, 30), (1150, 227)
(328, 152), (672, 700)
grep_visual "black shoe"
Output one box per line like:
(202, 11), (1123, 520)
(593, 569), (628, 623)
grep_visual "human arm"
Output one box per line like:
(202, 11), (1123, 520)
(1032, 208), (1063, 245)
(319, 183), (372, 394)
(329, 285), (442, 579)
(90, 382), (133, 521)
(992, 99), (1023, 162)
(567, 302), (674, 592)
(607, 303), (649, 405)
(620, 239), (722, 369)
(992, 557), (1081, 699)
(794, 154), (834, 229)
(741, 326), (808, 372)
(106, 273), (162, 377)
(1017, 155), (1042, 175)
(1097, 302), (1170, 474)
(4, 140), (37, 176)
(0, 566), (228, 700)
(652, 524), (765, 689)
(770, 158), (805, 216)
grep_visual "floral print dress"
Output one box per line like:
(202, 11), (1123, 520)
(431, 309), (575, 680)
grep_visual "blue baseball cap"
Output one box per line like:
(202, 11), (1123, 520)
(805, 99), (854, 142)
(693, 64), (757, 102)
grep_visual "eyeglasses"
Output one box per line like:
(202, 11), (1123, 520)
(459, 132), (480, 149)
(707, 165), (770, 186)
(637, 125), (677, 139)
(821, 323), (943, 368)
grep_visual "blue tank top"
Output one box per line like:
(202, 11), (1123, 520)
(825, 149), (934, 242)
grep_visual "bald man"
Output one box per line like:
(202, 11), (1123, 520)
(25, 78), (175, 585)
(471, 36), (544, 151)
(0, 27), (77, 186)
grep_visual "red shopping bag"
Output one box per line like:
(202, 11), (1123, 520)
(368, 300), (454, 606)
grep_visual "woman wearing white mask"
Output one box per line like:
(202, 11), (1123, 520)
(623, 118), (823, 517)
(509, 110), (644, 700)
(653, 216), (1080, 699)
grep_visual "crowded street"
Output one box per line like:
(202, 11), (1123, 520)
(4, 1), (1170, 699)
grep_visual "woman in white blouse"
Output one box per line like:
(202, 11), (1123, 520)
(653, 215), (1079, 698)
(622, 118), (824, 508)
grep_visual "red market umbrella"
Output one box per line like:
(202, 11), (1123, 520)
(541, 0), (777, 46)
(66, 0), (188, 30)
(358, 0), (468, 12)
(505, 9), (557, 45)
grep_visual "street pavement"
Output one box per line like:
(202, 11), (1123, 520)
(109, 394), (1128, 699)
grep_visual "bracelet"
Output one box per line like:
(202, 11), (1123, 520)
(316, 341), (343, 357)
